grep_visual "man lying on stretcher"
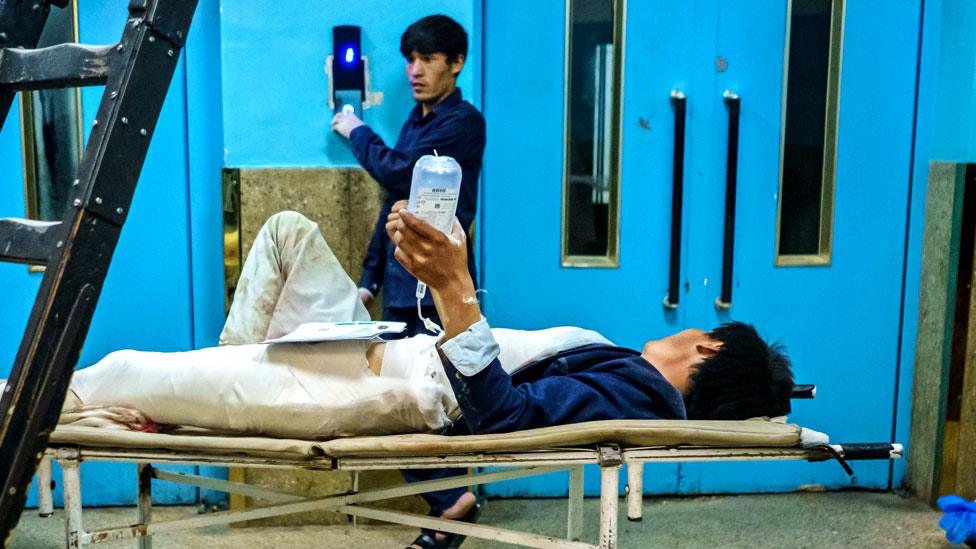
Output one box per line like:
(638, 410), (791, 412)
(36, 203), (794, 549)
(52, 201), (794, 437)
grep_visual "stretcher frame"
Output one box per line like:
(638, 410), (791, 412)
(35, 427), (902, 549)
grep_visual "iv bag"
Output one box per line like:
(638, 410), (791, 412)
(407, 154), (462, 235)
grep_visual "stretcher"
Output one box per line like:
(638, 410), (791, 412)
(37, 418), (902, 549)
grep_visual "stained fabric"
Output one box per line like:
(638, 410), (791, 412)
(220, 211), (369, 346)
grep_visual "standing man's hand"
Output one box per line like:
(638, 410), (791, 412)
(331, 113), (364, 139)
(357, 288), (374, 307)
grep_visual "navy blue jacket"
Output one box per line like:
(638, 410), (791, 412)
(440, 345), (687, 435)
(349, 88), (485, 308)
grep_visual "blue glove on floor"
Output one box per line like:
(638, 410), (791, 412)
(938, 494), (976, 545)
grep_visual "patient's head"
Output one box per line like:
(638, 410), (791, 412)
(641, 321), (794, 420)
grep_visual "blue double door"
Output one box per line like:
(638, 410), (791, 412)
(482, 1), (921, 495)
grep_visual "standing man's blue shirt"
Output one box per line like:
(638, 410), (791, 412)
(349, 88), (485, 308)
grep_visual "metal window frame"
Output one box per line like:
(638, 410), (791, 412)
(774, 0), (845, 267)
(560, 0), (625, 268)
(19, 0), (83, 273)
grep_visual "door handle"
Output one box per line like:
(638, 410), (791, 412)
(664, 90), (686, 309)
(716, 90), (739, 310)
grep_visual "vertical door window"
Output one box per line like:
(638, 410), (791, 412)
(776, 0), (844, 265)
(562, 0), (624, 266)
(21, 0), (83, 223)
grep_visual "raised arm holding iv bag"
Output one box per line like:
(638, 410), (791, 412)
(407, 152), (462, 333)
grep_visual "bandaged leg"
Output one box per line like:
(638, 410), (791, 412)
(68, 342), (453, 437)
(220, 211), (370, 345)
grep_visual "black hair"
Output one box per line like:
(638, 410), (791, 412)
(684, 321), (794, 420)
(400, 14), (468, 63)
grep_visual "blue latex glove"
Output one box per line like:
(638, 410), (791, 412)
(938, 495), (976, 545)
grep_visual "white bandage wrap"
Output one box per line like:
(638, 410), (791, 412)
(71, 326), (615, 438)
(800, 427), (830, 444)
(72, 341), (451, 438)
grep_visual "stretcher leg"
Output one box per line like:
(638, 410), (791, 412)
(626, 463), (642, 522)
(352, 470), (359, 530)
(61, 457), (83, 549)
(567, 465), (584, 541)
(598, 463), (620, 549)
(37, 455), (54, 518)
(137, 463), (153, 549)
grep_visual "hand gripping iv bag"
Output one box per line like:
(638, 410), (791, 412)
(407, 154), (462, 330)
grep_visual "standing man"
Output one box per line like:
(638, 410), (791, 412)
(332, 14), (485, 336)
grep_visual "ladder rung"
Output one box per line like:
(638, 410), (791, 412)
(0, 43), (118, 91)
(0, 218), (61, 266)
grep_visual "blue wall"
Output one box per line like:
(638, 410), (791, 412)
(0, 102), (39, 396)
(931, 1), (976, 161)
(220, 0), (479, 167)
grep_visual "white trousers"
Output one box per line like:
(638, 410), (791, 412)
(220, 210), (370, 345)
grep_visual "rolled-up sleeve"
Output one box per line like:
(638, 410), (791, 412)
(438, 317), (499, 377)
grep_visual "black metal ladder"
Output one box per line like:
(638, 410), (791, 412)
(0, 0), (197, 541)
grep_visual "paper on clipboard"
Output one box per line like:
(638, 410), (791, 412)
(263, 321), (407, 344)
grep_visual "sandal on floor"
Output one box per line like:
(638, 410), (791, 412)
(405, 497), (485, 549)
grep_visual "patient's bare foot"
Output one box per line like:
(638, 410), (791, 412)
(59, 405), (159, 432)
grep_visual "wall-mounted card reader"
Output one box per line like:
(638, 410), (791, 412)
(332, 25), (365, 118)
